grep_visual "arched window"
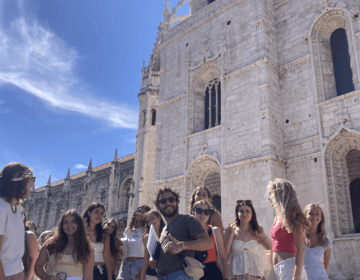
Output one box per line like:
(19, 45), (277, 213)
(143, 111), (146, 127)
(151, 109), (156, 126)
(126, 185), (131, 212)
(118, 178), (133, 212)
(346, 149), (360, 233)
(205, 79), (221, 129)
(55, 203), (61, 225)
(77, 197), (82, 214)
(204, 171), (221, 212)
(330, 28), (355, 96)
(38, 207), (42, 225)
(101, 190), (106, 210)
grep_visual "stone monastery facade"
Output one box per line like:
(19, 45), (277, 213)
(131, 0), (360, 278)
(23, 0), (360, 278)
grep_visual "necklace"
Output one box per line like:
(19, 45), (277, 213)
(11, 205), (17, 214)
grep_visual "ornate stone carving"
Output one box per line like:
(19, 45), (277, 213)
(185, 155), (220, 210)
(324, 128), (360, 235)
(349, 6), (359, 18)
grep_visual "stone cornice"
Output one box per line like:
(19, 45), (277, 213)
(158, 93), (186, 109)
(159, 0), (244, 49)
(223, 154), (285, 169)
(274, 0), (293, 9)
(185, 125), (221, 140)
(153, 175), (184, 185)
(279, 54), (311, 72)
(284, 135), (320, 147)
(316, 90), (360, 108)
(286, 152), (321, 164)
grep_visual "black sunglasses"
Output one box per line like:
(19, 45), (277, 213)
(237, 199), (252, 205)
(194, 207), (212, 216)
(159, 197), (176, 205)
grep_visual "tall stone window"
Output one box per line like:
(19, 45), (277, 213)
(143, 111), (146, 127)
(55, 203), (61, 225)
(119, 178), (133, 212)
(101, 190), (106, 210)
(205, 79), (221, 129)
(151, 109), (156, 126)
(204, 171), (221, 212)
(330, 28), (355, 96)
(38, 207), (42, 225)
(346, 149), (360, 233)
(77, 197), (82, 214)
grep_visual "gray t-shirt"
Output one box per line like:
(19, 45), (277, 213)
(157, 214), (205, 278)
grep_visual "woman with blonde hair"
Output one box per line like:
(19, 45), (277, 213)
(267, 178), (308, 280)
(303, 204), (332, 279)
(189, 186), (224, 233)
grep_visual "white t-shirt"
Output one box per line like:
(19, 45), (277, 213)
(0, 197), (25, 276)
(126, 227), (144, 258)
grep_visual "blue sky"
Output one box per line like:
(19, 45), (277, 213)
(0, 0), (190, 188)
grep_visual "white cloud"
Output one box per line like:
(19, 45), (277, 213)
(75, 164), (87, 170)
(0, 3), (138, 129)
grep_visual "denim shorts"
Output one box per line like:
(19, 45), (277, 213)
(157, 270), (193, 280)
(118, 259), (144, 280)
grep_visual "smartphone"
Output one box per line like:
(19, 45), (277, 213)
(57, 272), (67, 280)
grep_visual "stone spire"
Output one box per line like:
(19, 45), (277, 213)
(47, 175), (51, 186)
(162, 0), (170, 31)
(88, 158), (93, 171)
(66, 168), (70, 179)
(113, 148), (118, 162)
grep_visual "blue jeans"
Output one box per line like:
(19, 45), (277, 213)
(157, 270), (193, 280)
(118, 259), (144, 280)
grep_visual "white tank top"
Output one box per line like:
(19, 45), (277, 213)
(91, 242), (104, 262)
(126, 227), (144, 258)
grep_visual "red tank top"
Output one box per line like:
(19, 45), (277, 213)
(204, 225), (217, 263)
(270, 220), (296, 253)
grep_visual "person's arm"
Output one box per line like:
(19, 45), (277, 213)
(103, 235), (112, 280)
(224, 225), (235, 257)
(211, 212), (224, 235)
(323, 248), (331, 271)
(0, 235), (5, 280)
(140, 235), (149, 280)
(293, 227), (305, 280)
(167, 231), (212, 254)
(256, 225), (272, 250)
(83, 247), (95, 280)
(214, 227), (230, 280)
(34, 245), (61, 280)
(25, 232), (39, 280)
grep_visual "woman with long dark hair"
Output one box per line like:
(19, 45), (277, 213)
(303, 203), (332, 279)
(117, 205), (150, 280)
(224, 200), (272, 279)
(82, 203), (112, 280)
(23, 212), (39, 280)
(267, 179), (309, 280)
(0, 162), (34, 280)
(140, 210), (166, 280)
(34, 210), (94, 280)
(189, 186), (224, 233)
(102, 219), (121, 280)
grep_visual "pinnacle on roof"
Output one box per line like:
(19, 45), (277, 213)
(66, 168), (70, 179)
(113, 148), (118, 162)
(47, 175), (51, 186)
(88, 158), (93, 171)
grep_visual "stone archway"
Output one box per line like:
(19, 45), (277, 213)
(185, 155), (220, 210)
(324, 128), (360, 236)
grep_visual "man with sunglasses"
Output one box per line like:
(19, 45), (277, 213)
(152, 187), (213, 280)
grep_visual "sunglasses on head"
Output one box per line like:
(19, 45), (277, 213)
(237, 199), (252, 205)
(194, 207), (213, 216)
(159, 197), (176, 205)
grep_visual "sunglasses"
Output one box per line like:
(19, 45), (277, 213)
(237, 199), (252, 205)
(29, 177), (36, 183)
(194, 207), (213, 216)
(159, 197), (176, 205)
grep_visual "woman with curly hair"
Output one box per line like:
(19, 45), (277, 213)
(140, 210), (166, 280)
(102, 219), (121, 280)
(82, 203), (112, 280)
(189, 186), (224, 233)
(34, 210), (94, 280)
(0, 162), (34, 280)
(303, 204), (332, 279)
(224, 200), (272, 280)
(267, 179), (308, 280)
(118, 205), (150, 280)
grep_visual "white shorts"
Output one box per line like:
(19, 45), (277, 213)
(273, 258), (308, 280)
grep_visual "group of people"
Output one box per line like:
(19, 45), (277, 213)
(0, 162), (332, 280)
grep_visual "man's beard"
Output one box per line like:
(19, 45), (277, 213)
(160, 205), (179, 217)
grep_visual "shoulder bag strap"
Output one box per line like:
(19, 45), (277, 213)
(211, 226), (223, 276)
